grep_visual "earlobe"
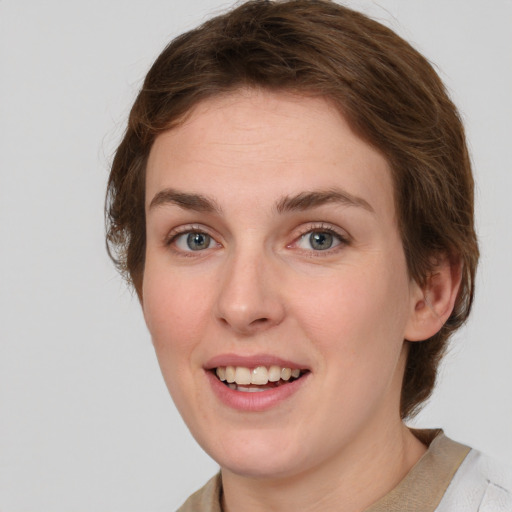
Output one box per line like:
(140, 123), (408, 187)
(404, 256), (462, 342)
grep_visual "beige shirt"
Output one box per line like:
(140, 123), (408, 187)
(177, 430), (470, 512)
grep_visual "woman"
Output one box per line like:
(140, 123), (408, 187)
(106, 1), (511, 510)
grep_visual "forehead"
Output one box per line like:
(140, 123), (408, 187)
(146, 89), (395, 220)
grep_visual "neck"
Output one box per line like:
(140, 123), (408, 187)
(221, 422), (426, 512)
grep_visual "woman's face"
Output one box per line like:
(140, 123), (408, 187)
(142, 89), (421, 478)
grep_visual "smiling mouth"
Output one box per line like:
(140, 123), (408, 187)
(213, 365), (308, 392)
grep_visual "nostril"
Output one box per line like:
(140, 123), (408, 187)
(252, 317), (269, 324)
(217, 315), (274, 335)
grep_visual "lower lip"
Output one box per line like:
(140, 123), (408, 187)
(205, 371), (309, 412)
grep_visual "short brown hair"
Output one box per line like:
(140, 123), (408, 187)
(106, 0), (479, 419)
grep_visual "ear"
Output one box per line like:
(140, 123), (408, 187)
(404, 255), (462, 342)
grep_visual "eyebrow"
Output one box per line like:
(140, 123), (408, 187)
(148, 187), (374, 215)
(149, 188), (222, 213)
(275, 188), (374, 214)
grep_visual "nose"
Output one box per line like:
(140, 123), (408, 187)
(213, 248), (286, 335)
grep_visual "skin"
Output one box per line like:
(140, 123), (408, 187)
(142, 89), (457, 511)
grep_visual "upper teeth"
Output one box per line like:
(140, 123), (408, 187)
(215, 366), (301, 385)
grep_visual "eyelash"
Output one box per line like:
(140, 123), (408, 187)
(290, 223), (350, 255)
(164, 225), (217, 255)
(164, 223), (350, 256)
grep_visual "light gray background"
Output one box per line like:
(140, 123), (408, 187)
(1, 1), (511, 510)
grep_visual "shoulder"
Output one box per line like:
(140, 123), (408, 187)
(177, 473), (222, 512)
(436, 448), (512, 512)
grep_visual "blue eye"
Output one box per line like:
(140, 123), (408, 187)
(174, 232), (216, 251)
(296, 230), (343, 251)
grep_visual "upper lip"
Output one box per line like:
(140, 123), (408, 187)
(204, 353), (309, 370)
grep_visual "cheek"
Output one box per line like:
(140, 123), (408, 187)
(142, 266), (210, 364)
(294, 261), (411, 365)
(141, 266), (212, 416)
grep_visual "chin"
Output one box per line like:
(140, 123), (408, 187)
(220, 454), (303, 480)
(202, 428), (308, 479)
